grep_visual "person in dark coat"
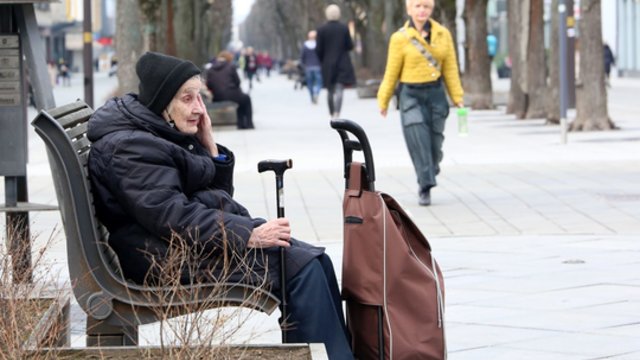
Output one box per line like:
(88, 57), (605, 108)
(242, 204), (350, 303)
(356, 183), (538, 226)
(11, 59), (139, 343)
(244, 47), (259, 90)
(316, 4), (356, 119)
(603, 42), (615, 87)
(87, 52), (353, 360)
(206, 50), (254, 129)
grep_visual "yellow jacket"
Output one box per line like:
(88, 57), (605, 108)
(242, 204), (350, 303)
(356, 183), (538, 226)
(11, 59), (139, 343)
(377, 20), (464, 110)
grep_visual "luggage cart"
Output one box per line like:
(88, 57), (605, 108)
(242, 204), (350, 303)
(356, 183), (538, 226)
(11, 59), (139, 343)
(331, 119), (447, 360)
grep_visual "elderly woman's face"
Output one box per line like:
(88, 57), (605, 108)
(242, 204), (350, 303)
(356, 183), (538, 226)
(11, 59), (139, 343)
(165, 77), (205, 135)
(407, 0), (434, 24)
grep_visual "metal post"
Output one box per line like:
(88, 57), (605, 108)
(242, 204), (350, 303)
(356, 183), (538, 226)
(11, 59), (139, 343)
(1, 4), (32, 283)
(559, 0), (568, 144)
(83, 0), (93, 107)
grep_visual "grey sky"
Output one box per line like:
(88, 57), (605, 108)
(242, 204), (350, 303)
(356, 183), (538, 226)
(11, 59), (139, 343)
(233, 0), (255, 25)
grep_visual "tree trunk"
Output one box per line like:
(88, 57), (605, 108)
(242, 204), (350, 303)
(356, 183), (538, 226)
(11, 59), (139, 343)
(506, 0), (528, 118)
(165, 0), (176, 55)
(546, 0), (560, 124)
(571, 0), (614, 130)
(208, 0), (232, 60)
(174, 0), (196, 63)
(433, 0), (458, 67)
(524, 0), (547, 118)
(462, 0), (493, 109)
(362, 0), (386, 77)
(115, 0), (144, 95)
(384, 0), (395, 42)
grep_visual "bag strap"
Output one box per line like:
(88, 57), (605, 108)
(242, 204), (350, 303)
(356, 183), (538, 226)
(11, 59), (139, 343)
(347, 162), (364, 197)
(399, 27), (441, 72)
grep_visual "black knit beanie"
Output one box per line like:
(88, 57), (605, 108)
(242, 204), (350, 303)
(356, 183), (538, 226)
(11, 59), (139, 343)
(136, 52), (202, 115)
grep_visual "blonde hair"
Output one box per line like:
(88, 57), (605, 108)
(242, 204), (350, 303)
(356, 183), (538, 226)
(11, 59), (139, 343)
(325, 4), (341, 21)
(406, 0), (435, 8)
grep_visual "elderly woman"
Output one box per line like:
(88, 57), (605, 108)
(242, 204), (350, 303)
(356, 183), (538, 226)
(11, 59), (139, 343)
(377, 0), (464, 206)
(87, 52), (352, 359)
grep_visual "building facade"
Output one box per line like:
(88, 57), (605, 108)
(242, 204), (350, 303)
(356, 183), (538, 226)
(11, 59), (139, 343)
(614, 0), (640, 76)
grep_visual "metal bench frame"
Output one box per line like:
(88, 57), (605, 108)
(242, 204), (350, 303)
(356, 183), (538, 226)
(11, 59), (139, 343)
(31, 100), (279, 346)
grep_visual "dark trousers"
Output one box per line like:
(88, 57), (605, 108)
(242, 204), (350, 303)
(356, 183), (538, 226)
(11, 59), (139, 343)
(399, 82), (450, 191)
(279, 254), (353, 360)
(215, 91), (253, 129)
(327, 83), (345, 116)
(235, 93), (253, 129)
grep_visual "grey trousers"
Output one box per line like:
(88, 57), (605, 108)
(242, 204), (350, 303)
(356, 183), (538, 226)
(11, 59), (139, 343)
(399, 82), (450, 192)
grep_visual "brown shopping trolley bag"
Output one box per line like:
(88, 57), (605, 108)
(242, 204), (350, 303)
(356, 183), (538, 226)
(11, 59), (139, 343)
(331, 119), (446, 360)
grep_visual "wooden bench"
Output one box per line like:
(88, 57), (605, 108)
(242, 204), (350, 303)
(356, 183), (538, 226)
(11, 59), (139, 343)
(207, 100), (238, 126)
(31, 100), (279, 346)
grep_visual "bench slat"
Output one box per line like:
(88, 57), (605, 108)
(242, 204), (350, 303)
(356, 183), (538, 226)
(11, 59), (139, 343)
(73, 137), (92, 154)
(66, 123), (89, 141)
(58, 108), (94, 129)
(45, 100), (88, 118)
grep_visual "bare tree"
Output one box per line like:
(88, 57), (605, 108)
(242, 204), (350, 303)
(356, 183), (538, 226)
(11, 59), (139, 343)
(462, 0), (492, 109)
(242, 0), (405, 77)
(359, 0), (387, 77)
(524, 0), (547, 118)
(506, 0), (527, 118)
(139, 0), (162, 52)
(571, 0), (614, 130)
(546, 0), (560, 124)
(115, 0), (144, 94)
(432, 0), (458, 61)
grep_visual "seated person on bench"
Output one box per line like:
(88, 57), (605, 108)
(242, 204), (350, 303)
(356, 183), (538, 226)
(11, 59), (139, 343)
(205, 50), (254, 130)
(87, 52), (352, 360)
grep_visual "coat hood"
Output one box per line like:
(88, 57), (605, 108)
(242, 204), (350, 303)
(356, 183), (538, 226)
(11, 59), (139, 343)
(87, 94), (193, 145)
(211, 59), (231, 72)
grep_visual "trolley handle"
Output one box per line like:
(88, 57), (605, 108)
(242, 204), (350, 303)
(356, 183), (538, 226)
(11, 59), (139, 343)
(330, 119), (376, 191)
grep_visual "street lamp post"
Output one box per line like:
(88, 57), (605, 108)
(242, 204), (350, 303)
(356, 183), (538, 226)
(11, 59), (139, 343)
(83, 0), (93, 107)
(559, 0), (568, 144)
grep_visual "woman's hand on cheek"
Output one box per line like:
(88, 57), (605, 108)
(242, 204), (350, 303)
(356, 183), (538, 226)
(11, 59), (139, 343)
(196, 94), (218, 156)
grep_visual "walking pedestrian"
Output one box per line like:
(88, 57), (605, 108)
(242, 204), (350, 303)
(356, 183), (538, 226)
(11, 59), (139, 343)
(300, 30), (323, 104)
(316, 4), (356, 119)
(244, 47), (259, 90)
(58, 59), (71, 87)
(377, 0), (464, 206)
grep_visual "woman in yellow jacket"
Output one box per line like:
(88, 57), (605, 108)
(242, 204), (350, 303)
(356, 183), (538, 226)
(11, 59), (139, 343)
(378, 0), (463, 206)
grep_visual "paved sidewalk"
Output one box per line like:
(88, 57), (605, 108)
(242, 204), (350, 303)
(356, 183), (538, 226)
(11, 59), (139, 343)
(3, 71), (639, 358)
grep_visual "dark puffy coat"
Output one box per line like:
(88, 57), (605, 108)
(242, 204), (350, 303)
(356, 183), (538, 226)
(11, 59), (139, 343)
(87, 95), (323, 286)
(316, 20), (356, 87)
(206, 60), (243, 102)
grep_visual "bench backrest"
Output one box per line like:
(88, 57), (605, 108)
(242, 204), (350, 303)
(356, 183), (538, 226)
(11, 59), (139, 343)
(32, 101), (124, 304)
(32, 100), (279, 325)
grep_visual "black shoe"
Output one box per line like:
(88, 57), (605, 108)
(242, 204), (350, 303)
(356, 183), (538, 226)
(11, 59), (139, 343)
(419, 188), (431, 206)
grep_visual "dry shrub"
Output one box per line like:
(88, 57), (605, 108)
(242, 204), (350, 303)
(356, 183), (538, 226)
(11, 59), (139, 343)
(0, 222), (67, 360)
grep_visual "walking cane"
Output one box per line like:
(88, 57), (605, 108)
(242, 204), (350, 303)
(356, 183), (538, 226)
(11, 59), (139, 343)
(258, 159), (293, 343)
